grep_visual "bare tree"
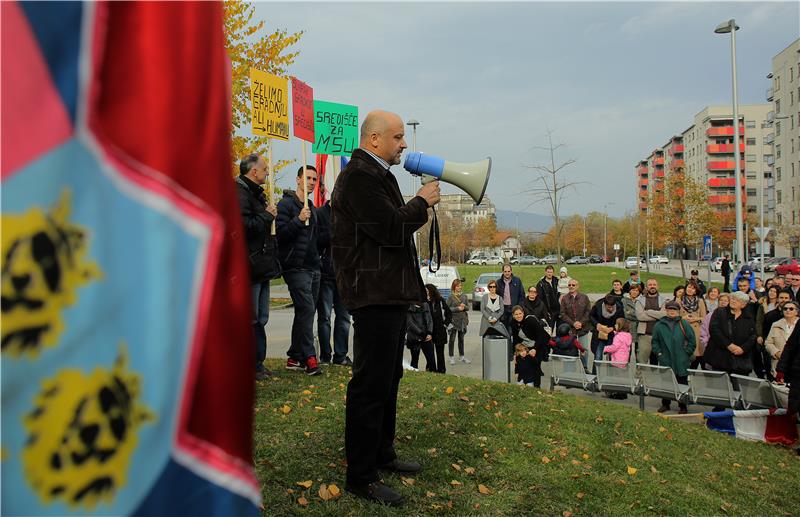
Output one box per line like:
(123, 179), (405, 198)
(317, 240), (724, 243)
(522, 130), (584, 269)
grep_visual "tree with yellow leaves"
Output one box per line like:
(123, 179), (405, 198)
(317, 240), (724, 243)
(223, 0), (303, 177)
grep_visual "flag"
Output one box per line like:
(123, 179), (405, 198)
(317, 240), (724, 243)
(1, 1), (259, 514)
(313, 154), (348, 207)
(704, 409), (798, 446)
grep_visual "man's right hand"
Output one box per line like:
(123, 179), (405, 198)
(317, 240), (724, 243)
(417, 180), (441, 207)
(298, 206), (311, 222)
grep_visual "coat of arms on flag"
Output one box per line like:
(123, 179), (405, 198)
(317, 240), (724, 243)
(2, 2), (260, 514)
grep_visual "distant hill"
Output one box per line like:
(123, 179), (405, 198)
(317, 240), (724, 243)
(495, 209), (553, 234)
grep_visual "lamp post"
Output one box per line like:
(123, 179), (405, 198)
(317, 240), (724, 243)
(714, 19), (744, 267)
(406, 118), (420, 265)
(603, 203), (613, 262)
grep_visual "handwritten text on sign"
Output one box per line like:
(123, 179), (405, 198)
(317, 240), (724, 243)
(250, 68), (289, 140)
(291, 77), (314, 142)
(311, 100), (358, 156)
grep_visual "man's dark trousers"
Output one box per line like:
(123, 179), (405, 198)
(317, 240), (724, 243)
(251, 281), (270, 373)
(284, 269), (321, 361)
(317, 276), (351, 363)
(345, 305), (407, 486)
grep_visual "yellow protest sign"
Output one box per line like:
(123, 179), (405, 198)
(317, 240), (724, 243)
(250, 68), (289, 140)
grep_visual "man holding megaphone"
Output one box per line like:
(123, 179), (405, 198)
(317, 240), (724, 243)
(332, 110), (440, 506)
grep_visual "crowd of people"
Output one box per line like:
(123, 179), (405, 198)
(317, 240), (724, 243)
(463, 264), (800, 418)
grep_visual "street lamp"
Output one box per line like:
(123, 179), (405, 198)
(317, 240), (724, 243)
(406, 118), (420, 192)
(714, 19), (744, 267)
(603, 203), (614, 262)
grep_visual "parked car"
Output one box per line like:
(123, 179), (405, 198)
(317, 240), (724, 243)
(588, 255), (605, 263)
(472, 272), (502, 310)
(517, 255), (538, 265)
(484, 255), (504, 266)
(466, 255), (486, 265)
(566, 256), (590, 264)
(765, 257), (791, 272)
(540, 255), (562, 265)
(774, 258), (800, 276)
(509, 256), (519, 265)
(625, 256), (645, 269)
(709, 256), (724, 272)
(649, 255), (669, 264)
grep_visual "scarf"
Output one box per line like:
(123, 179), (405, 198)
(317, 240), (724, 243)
(601, 303), (616, 319)
(486, 295), (501, 312)
(682, 295), (699, 314)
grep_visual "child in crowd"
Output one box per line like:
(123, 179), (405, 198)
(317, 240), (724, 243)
(603, 318), (632, 366)
(514, 344), (539, 387)
(557, 267), (571, 297)
(549, 323), (587, 368)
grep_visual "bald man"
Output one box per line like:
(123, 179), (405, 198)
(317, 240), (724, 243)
(332, 110), (440, 506)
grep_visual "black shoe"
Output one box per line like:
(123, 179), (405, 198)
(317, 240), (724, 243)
(333, 356), (353, 366)
(657, 405), (670, 413)
(345, 481), (403, 507)
(255, 370), (272, 380)
(378, 458), (421, 474)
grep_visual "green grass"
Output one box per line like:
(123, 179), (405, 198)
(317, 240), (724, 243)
(254, 360), (798, 516)
(455, 265), (715, 294)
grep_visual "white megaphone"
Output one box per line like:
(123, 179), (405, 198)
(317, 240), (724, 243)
(403, 152), (491, 204)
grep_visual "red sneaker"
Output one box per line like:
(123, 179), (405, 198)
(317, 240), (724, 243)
(286, 358), (303, 371)
(305, 356), (322, 376)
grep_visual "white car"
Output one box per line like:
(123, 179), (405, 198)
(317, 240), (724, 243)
(649, 255), (669, 264)
(466, 256), (486, 265)
(625, 256), (644, 269)
(710, 257), (724, 272)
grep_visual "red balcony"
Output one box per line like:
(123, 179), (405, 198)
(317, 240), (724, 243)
(707, 161), (746, 172)
(639, 178), (649, 187)
(637, 166), (648, 176)
(653, 170), (665, 178)
(706, 126), (745, 137)
(708, 177), (746, 188)
(669, 159), (685, 169)
(709, 195), (736, 204)
(668, 144), (685, 156)
(653, 157), (665, 166)
(707, 143), (745, 154)
(639, 202), (648, 210)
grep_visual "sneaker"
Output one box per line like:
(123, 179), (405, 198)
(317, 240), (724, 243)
(333, 356), (353, 367)
(460, 356), (471, 364)
(449, 356), (455, 365)
(286, 358), (304, 371)
(255, 369), (272, 380)
(305, 356), (322, 376)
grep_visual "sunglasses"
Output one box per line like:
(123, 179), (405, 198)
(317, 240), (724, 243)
(783, 307), (798, 312)
(568, 284), (577, 287)
(488, 285), (497, 289)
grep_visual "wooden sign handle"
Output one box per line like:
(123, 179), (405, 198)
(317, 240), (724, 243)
(268, 140), (276, 235)
(301, 141), (309, 226)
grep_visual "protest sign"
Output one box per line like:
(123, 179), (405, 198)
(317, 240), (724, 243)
(312, 100), (358, 156)
(291, 77), (314, 142)
(250, 68), (289, 140)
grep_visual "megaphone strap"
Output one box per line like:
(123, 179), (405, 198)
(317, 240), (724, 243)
(428, 207), (441, 274)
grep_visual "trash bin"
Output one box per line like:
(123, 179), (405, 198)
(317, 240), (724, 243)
(482, 335), (511, 382)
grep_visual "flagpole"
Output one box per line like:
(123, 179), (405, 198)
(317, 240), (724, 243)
(268, 139), (276, 235)
(301, 141), (309, 225)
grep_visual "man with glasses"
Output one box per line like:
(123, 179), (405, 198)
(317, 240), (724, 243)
(559, 279), (592, 366)
(787, 272), (800, 301)
(236, 153), (280, 379)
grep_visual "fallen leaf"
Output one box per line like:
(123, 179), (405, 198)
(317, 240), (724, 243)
(427, 448), (438, 455)
(318, 484), (331, 501)
(658, 426), (667, 432)
(303, 432), (311, 437)
(595, 415), (604, 423)
(286, 488), (295, 494)
(478, 484), (492, 495)
(459, 395), (470, 402)
(571, 459), (581, 466)
(464, 467), (476, 475)
(576, 492), (585, 500)
(650, 466), (658, 474)
(445, 386), (455, 394)
(451, 463), (462, 471)
(733, 463), (742, 468)
(426, 491), (436, 498)
(643, 454), (651, 461)
(314, 406), (326, 411)
(627, 466), (638, 475)
(302, 389), (312, 395)
(297, 496), (309, 507)
(281, 405), (292, 414)
(450, 480), (462, 486)
(416, 402), (424, 409)
(297, 480), (313, 489)
(582, 453), (590, 460)
(401, 476), (415, 486)
(541, 456), (551, 464)
(563, 512), (573, 517)
(328, 484), (341, 498)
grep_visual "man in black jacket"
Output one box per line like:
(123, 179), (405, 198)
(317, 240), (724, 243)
(236, 153), (280, 379)
(332, 110), (440, 506)
(536, 265), (560, 329)
(721, 255), (732, 293)
(277, 165), (322, 376)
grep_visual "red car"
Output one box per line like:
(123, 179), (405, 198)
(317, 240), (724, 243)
(775, 258), (800, 276)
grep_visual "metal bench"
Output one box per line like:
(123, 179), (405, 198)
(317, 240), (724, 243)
(730, 374), (783, 409)
(595, 360), (643, 409)
(687, 369), (738, 408)
(549, 354), (597, 392)
(638, 364), (690, 405)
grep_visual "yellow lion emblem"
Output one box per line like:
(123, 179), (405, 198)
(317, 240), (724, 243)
(1, 189), (101, 357)
(22, 346), (155, 508)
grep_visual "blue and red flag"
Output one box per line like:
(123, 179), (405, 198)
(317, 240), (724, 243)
(1, 2), (259, 514)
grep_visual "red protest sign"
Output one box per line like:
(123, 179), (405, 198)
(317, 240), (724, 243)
(291, 77), (314, 142)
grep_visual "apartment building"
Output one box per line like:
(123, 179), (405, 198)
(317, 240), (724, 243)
(403, 193), (496, 226)
(767, 38), (800, 256)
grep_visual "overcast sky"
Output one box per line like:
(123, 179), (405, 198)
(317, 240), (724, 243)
(257, 1), (799, 217)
